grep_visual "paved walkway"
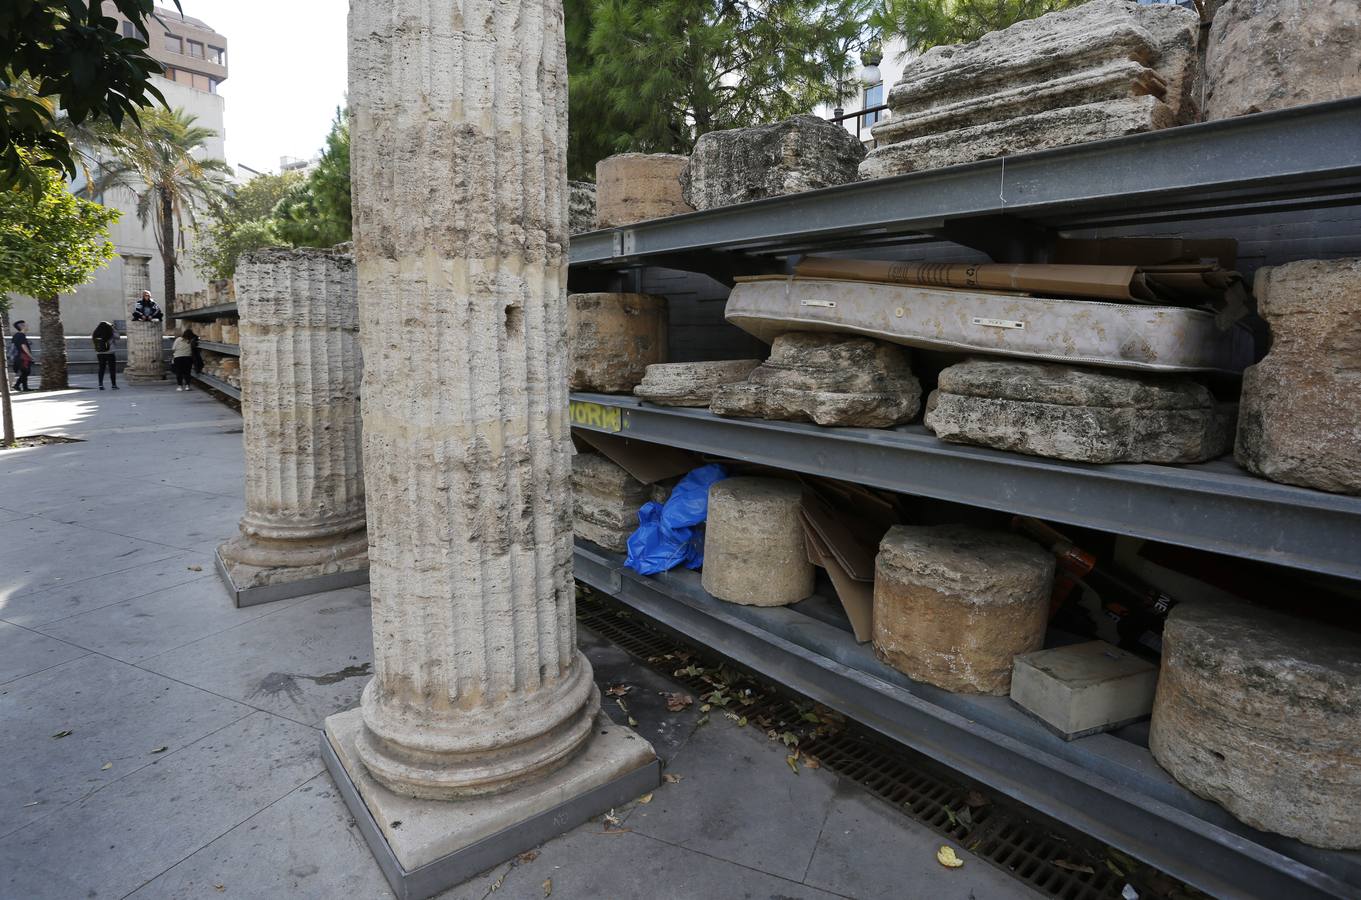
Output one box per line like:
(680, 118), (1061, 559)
(0, 377), (1037, 900)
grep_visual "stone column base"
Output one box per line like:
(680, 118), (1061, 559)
(124, 372), (166, 384)
(322, 708), (658, 900)
(216, 530), (369, 608)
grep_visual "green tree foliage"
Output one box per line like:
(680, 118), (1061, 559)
(0, 1), (181, 191)
(0, 158), (117, 402)
(872, 0), (1089, 52)
(95, 107), (231, 316)
(568, 0), (874, 178)
(193, 170), (301, 282)
(272, 109), (351, 249)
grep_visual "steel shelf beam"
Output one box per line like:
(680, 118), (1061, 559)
(572, 542), (1361, 900)
(198, 341), (240, 357)
(569, 393), (1361, 582)
(191, 371), (240, 401)
(173, 302), (238, 321)
(569, 98), (1361, 267)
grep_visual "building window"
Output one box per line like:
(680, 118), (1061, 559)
(165, 33), (182, 53)
(861, 82), (884, 130)
(187, 39), (204, 59)
(208, 77), (221, 94)
(121, 20), (147, 41)
(163, 65), (176, 81)
(207, 45), (226, 65)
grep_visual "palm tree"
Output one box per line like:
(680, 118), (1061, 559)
(95, 109), (231, 321)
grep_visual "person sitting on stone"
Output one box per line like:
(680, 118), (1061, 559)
(131, 290), (163, 322)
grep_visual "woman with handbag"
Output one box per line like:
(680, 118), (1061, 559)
(92, 321), (119, 390)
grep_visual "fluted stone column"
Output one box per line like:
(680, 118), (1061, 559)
(124, 319), (163, 382)
(216, 247), (367, 606)
(325, 0), (656, 889)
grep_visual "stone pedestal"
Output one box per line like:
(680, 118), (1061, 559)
(572, 452), (649, 552)
(633, 359), (761, 407)
(860, 0), (1198, 178)
(681, 115), (865, 210)
(124, 319), (163, 382)
(1236, 258), (1361, 494)
(331, 2), (657, 896)
(595, 153), (693, 227)
(568, 181), (597, 235)
(925, 359), (1235, 464)
(702, 477), (813, 606)
(568, 292), (668, 393)
(1205, 0), (1361, 120)
(873, 524), (1054, 695)
(216, 247), (368, 608)
(711, 332), (921, 427)
(1149, 600), (1361, 849)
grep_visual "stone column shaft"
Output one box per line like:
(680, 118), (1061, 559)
(217, 247), (367, 591)
(124, 319), (163, 382)
(348, 0), (598, 799)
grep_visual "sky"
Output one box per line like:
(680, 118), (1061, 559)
(173, 0), (349, 174)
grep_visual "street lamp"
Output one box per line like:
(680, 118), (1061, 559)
(833, 49), (884, 121)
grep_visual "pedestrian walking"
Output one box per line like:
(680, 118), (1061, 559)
(172, 327), (196, 390)
(92, 321), (120, 390)
(131, 290), (163, 322)
(8, 320), (33, 392)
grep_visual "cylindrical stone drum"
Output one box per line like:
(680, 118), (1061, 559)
(595, 153), (693, 228)
(1149, 600), (1361, 849)
(873, 524), (1054, 695)
(124, 319), (164, 382)
(702, 477), (813, 606)
(567, 292), (667, 393)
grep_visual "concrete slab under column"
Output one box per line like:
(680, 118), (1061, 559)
(215, 545), (370, 608)
(322, 708), (659, 900)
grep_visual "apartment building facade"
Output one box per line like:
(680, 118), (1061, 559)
(8, 5), (230, 338)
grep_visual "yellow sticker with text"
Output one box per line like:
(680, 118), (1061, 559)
(569, 400), (622, 433)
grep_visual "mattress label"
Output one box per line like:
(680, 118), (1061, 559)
(972, 316), (1025, 330)
(800, 299), (837, 309)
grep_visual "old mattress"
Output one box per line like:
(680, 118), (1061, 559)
(725, 277), (1255, 373)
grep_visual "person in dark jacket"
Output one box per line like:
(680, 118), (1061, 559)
(92, 321), (119, 390)
(8, 320), (33, 392)
(131, 291), (163, 322)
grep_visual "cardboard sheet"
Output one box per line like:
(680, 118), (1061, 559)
(572, 429), (699, 484)
(801, 516), (874, 643)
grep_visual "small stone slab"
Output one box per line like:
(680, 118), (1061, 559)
(710, 332), (921, 428)
(860, 0), (1198, 177)
(1149, 600), (1361, 849)
(633, 359), (762, 407)
(572, 451), (650, 553)
(1205, 0), (1361, 120)
(568, 292), (668, 393)
(702, 477), (813, 607)
(1236, 257), (1361, 495)
(873, 524), (1054, 695)
(924, 359), (1235, 463)
(681, 115), (866, 210)
(1010, 640), (1157, 740)
(324, 708), (659, 899)
(595, 153), (693, 228)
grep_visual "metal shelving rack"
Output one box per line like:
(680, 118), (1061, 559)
(565, 98), (1361, 899)
(172, 301), (238, 321)
(198, 340), (240, 357)
(172, 304), (242, 406)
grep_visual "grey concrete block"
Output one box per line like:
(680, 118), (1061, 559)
(1010, 640), (1158, 740)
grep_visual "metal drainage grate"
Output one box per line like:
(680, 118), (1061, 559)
(577, 589), (1194, 900)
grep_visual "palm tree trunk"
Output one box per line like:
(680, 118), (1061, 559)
(1, 312), (14, 445)
(160, 188), (176, 323)
(37, 294), (69, 391)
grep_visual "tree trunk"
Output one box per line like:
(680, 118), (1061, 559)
(37, 294), (69, 391)
(160, 188), (176, 325)
(0, 313), (14, 445)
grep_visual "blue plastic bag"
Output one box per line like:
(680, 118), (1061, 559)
(624, 464), (728, 575)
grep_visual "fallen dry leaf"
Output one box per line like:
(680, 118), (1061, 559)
(542, 878), (552, 897)
(188, 565), (203, 572)
(936, 846), (965, 869)
(637, 792), (653, 804)
(150, 746), (168, 754)
(517, 850), (539, 864)
(964, 790), (989, 809)
(786, 753), (801, 775)
(662, 692), (694, 712)
(663, 773), (683, 784)
(802, 756), (821, 770)
(51, 730), (72, 739)
(213, 884), (225, 892)
(100, 762), (112, 771)
(603, 809), (622, 828)
(23, 801), (40, 808)
(627, 716), (638, 727)
(1053, 859), (1095, 875)
(605, 684), (631, 697)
